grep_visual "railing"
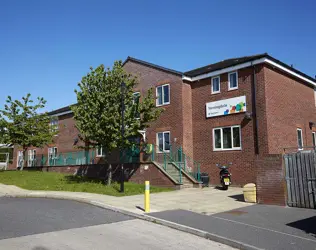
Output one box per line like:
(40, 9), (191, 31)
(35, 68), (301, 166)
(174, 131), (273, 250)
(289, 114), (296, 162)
(169, 142), (201, 182)
(151, 144), (182, 184)
(21, 150), (97, 167)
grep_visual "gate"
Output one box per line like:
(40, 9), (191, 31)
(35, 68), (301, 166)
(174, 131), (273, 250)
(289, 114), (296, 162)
(284, 151), (316, 209)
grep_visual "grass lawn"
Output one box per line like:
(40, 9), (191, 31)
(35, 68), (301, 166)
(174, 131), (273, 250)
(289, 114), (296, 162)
(0, 171), (173, 196)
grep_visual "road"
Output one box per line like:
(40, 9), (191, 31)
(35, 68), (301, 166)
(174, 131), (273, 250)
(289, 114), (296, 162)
(0, 197), (234, 250)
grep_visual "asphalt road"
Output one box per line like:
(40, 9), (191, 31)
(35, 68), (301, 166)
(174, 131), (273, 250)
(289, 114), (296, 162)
(150, 205), (316, 250)
(0, 197), (234, 250)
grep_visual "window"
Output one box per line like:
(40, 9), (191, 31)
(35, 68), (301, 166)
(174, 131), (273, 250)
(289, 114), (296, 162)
(213, 126), (241, 151)
(27, 149), (36, 167)
(96, 146), (105, 157)
(297, 128), (303, 150)
(313, 132), (316, 147)
(156, 84), (170, 106)
(49, 117), (59, 133)
(48, 147), (58, 166)
(17, 151), (23, 168)
(133, 92), (140, 119)
(228, 71), (238, 90)
(211, 76), (220, 94)
(157, 131), (170, 152)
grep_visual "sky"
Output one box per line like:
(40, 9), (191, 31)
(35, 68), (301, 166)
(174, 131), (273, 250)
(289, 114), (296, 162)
(1, 0), (315, 112)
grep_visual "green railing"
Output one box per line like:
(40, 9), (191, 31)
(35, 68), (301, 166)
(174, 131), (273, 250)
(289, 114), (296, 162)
(169, 142), (201, 182)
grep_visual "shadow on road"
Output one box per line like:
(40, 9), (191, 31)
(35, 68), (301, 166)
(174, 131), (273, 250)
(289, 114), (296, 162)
(228, 194), (245, 202)
(286, 215), (316, 238)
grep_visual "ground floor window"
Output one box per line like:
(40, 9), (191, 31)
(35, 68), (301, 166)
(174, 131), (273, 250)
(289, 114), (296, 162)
(48, 147), (58, 166)
(17, 151), (23, 168)
(96, 146), (105, 157)
(213, 125), (241, 151)
(27, 149), (36, 167)
(157, 131), (170, 152)
(297, 128), (303, 150)
(313, 132), (316, 147)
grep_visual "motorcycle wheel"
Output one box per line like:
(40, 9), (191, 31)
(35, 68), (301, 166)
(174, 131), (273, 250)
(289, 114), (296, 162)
(222, 185), (228, 190)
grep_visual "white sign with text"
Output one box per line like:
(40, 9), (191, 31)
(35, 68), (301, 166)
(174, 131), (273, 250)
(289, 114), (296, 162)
(206, 96), (246, 118)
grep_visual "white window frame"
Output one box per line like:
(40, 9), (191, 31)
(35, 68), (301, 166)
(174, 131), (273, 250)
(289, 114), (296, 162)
(297, 128), (303, 150)
(228, 71), (238, 91)
(156, 131), (171, 152)
(48, 147), (58, 166)
(211, 76), (221, 94)
(312, 132), (316, 147)
(156, 84), (170, 106)
(96, 146), (105, 157)
(213, 125), (242, 151)
(49, 118), (59, 133)
(133, 92), (141, 120)
(17, 150), (24, 168)
(27, 149), (36, 167)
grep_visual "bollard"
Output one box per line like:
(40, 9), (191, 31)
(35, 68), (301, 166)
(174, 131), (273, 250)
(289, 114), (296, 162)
(144, 181), (150, 213)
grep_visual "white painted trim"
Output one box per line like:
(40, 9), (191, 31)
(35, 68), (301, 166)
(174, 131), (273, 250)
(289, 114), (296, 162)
(211, 76), (221, 94)
(228, 71), (238, 91)
(213, 125), (242, 151)
(183, 57), (316, 87)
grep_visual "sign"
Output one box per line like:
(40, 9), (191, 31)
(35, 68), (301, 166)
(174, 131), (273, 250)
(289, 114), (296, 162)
(206, 96), (246, 118)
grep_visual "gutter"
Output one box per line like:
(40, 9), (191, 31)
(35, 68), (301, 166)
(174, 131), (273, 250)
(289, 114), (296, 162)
(251, 64), (259, 155)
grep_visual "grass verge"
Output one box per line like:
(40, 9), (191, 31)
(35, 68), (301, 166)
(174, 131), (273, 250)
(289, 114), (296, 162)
(0, 171), (173, 196)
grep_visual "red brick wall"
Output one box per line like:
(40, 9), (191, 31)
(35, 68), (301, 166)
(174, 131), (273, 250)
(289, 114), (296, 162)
(256, 154), (286, 206)
(123, 61), (191, 152)
(264, 65), (316, 153)
(190, 66), (265, 185)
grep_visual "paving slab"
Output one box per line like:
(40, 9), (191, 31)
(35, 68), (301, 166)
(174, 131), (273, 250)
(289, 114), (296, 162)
(149, 205), (316, 250)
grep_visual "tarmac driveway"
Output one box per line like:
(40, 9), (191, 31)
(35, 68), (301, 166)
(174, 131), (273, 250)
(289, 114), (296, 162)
(150, 204), (316, 250)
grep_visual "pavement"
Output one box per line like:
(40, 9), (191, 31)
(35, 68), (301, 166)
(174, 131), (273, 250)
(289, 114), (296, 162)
(0, 183), (252, 215)
(0, 197), (234, 250)
(150, 205), (316, 250)
(1, 183), (316, 250)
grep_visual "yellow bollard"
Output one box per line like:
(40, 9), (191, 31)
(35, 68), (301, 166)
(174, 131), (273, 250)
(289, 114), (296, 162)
(144, 181), (150, 213)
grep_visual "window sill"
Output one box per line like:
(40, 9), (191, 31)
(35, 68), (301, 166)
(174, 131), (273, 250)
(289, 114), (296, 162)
(211, 91), (221, 95)
(213, 148), (242, 152)
(228, 87), (238, 91)
(156, 102), (170, 107)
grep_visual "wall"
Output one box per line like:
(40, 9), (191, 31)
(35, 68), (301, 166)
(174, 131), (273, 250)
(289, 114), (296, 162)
(24, 162), (177, 188)
(256, 154), (286, 206)
(264, 65), (316, 153)
(190, 66), (266, 185)
(123, 61), (192, 153)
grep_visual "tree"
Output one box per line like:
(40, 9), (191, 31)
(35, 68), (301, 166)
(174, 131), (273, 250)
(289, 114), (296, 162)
(72, 61), (162, 184)
(0, 94), (56, 170)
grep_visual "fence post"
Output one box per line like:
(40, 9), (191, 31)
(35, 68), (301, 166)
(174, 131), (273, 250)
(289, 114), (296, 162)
(163, 153), (167, 170)
(151, 144), (155, 161)
(179, 162), (182, 184)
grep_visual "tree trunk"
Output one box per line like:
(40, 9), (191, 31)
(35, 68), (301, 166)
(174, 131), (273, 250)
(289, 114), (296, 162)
(107, 163), (112, 185)
(21, 148), (27, 171)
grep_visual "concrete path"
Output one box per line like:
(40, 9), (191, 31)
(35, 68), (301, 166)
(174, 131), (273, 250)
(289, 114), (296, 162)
(0, 197), (235, 250)
(150, 205), (316, 250)
(0, 183), (252, 215)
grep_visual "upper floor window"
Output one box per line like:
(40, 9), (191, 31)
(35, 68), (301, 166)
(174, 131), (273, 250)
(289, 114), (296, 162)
(213, 125), (241, 151)
(49, 117), (59, 133)
(211, 76), (220, 94)
(297, 128), (303, 150)
(156, 84), (170, 106)
(133, 92), (140, 119)
(157, 131), (170, 152)
(228, 71), (238, 90)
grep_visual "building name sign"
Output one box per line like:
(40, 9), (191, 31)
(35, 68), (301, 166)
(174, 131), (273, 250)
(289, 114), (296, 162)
(206, 96), (246, 118)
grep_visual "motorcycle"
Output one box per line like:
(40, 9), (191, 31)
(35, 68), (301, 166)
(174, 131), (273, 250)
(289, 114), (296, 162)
(216, 163), (232, 190)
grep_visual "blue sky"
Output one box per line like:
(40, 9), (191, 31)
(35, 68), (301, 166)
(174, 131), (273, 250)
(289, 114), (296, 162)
(1, 0), (315, 111)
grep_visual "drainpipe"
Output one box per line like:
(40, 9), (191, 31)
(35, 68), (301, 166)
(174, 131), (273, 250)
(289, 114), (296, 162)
(251, 63), (259, 154)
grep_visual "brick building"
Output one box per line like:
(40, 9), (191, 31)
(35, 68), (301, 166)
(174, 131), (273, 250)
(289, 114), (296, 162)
(8, 53), (316, 189)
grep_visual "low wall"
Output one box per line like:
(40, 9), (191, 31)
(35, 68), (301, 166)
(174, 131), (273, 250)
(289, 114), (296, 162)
(23, 162), (177, 189)
(255, 154), (286, 206)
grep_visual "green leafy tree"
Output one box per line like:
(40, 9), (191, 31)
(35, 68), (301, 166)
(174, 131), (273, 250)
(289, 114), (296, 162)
(0, 94), (56, 170)
(72, 61), (162, 184)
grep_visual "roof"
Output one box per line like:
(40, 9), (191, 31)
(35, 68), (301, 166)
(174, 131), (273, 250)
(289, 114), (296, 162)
(48, 105), (74, 116)
(184, 53), (316, 84)
(184, 53), (268, 77)
(123, 56), (183, 76)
